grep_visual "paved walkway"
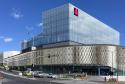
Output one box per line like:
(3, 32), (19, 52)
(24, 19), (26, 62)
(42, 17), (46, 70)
(52, 76), (105, 84)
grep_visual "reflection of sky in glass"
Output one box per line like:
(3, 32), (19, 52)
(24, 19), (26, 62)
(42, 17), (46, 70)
(69, 3), (119, 45)
(27, 3), (119, 48)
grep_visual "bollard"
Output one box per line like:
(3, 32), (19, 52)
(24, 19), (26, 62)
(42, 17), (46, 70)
(104, 77), (107, 82)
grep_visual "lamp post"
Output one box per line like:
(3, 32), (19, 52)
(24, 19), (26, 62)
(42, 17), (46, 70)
(110, 51), (115, 80)
(116, 51), (119, 82)
(48, 54), (52, 84)
(112, 51), (113, 77)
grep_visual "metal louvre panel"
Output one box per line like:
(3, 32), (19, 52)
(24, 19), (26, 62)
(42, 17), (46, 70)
(6, 45), (122, 70)
(75, 46), (97, 64)
(43, 47), (73, 65)
(118, 47), (125, 71)
(96, 46), (117, 68)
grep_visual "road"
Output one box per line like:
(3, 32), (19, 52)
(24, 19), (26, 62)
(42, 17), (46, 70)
(0, 72), (62, 84)
(0, 71), (106, 84)
(0, 70), (105, 84)
(1, 70), (125, 84)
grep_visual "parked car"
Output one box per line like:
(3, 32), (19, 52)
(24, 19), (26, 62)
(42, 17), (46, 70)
(34, 71), (49, 78)
(34, 71), (41, 77)
(33, 71), (42, 76)
(23, 71), (33, 77)
(47, 73), (58, 79)
(40, 73), (49, 78)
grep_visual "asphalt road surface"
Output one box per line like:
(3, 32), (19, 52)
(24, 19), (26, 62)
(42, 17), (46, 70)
(0, 72), (62, 84)
(1, 70), (125, 84)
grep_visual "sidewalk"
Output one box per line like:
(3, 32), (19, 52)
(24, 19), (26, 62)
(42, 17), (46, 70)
(52, 76), (105, 84)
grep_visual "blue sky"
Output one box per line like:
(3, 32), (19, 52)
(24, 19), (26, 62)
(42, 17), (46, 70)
(0, 0), (125, 51)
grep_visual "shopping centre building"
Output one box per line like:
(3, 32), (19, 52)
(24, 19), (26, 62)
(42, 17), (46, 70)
(4, 3), (125, 75)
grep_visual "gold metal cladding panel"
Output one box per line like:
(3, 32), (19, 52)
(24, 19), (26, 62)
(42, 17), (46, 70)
(43, 47), (73, 65)
(34, 50), (43, 65)
(75, 46), (97, 64)
(118, 47), (125, 71)
(6, 45), (121, 69)
(96, 46), (117, 68)
(74, 45), (117, 68)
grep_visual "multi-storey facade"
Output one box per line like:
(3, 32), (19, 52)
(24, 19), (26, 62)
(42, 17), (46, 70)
(0, 51), (20, 66)
(6, 45), (121, 75)
(24, 3), (119, 49)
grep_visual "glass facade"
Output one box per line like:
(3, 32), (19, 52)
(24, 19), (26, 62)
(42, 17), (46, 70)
(42, 4), (69, 44)
(26, 3), (119, 48)
(69, 4), (119, 44)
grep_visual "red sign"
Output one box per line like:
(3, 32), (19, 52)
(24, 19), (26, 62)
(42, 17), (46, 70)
(74, 8), (78, 16)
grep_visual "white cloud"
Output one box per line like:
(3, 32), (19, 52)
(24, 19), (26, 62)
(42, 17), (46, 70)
(4, 37), (13, 43)
(25, 26), (34, 31)
(0, 36), (13, 43)
(37, 22), (43, 27)
(11, 8), (23, 19)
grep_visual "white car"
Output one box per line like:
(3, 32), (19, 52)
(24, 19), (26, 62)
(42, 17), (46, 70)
(48, 73), (58, 79)
(40, 73), (49, 78)
(34, 72), (49, 78)
(33, 71), (42, 77)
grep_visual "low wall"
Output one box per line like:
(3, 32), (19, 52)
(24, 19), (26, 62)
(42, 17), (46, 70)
(101, 76), (125, 81)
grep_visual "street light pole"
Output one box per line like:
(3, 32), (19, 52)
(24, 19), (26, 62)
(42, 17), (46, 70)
(48, 54), (52, 84)
(32, 36), (36, 79)
(117, 51), (119, 82)
(112, 51), (113, 79)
